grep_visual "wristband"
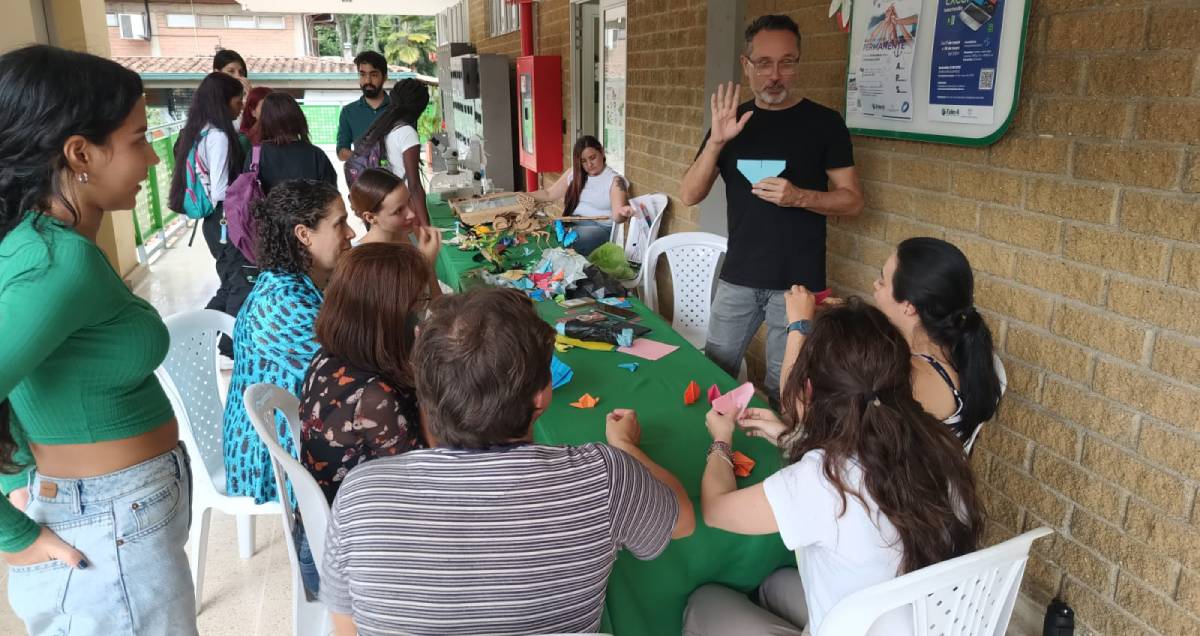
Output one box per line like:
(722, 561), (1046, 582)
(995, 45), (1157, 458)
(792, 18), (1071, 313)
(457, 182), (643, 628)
(786, 319), (813, 335)
(707, 440), (734, 466)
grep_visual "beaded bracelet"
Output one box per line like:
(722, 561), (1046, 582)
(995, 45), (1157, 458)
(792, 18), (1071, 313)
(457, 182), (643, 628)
(707, 440), (734, 466)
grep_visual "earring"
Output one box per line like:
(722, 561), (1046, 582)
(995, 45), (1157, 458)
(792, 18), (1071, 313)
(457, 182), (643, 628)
(76, 172), (89, 184)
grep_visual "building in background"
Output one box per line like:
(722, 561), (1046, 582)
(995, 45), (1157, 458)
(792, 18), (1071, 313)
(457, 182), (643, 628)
(104, 0), (317, 57)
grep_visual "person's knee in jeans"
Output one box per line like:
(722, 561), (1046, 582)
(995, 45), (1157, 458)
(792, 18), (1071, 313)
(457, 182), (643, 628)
(704, 282), (763, 378)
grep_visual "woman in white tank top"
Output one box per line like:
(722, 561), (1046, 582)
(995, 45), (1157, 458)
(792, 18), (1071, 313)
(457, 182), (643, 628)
(528, 136), (634, 256)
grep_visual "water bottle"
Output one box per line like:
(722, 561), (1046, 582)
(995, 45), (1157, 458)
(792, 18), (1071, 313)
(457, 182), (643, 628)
(1043, 598), (1074, 636)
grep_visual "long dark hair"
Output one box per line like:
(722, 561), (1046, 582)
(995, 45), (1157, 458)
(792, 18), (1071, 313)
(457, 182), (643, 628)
(564, 136), (604, 216)
(359, 79), (429, 150)
(169, 72), (245, 213)
(257, 93), (310, 146)
(252, 179), (341, 273)
(780, 298), (984, 574)
(892, 237), (1002, 441)
(0, 45), (144, 474)
(316, 242), (431, 390)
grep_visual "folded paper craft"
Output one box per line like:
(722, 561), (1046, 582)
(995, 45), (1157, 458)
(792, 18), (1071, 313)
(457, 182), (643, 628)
(570, 393), (600, 409)
(551, 355), (573, 390)
(707, 384), (721, 403)
(737, 159), (787, 185)
(711, 382), (755, 417)
(684, 380), (701, 405)
(732, 451), (756, 478)
(617, 362), (639, 372)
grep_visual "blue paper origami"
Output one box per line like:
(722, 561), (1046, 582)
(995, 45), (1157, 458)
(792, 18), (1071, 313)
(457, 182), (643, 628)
(617, 362), (639, 373)
(616, 328), (634, 348)
(554, 219), (578, 247)
(551, 355), (573, 389)
(737, 159), (787, 185)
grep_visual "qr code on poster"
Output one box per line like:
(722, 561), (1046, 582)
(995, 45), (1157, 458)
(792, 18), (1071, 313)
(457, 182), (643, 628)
(979, 68), (996, 90)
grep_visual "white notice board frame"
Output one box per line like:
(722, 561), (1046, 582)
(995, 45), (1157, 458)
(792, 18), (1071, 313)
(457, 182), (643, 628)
(844, 0), (1032, 146)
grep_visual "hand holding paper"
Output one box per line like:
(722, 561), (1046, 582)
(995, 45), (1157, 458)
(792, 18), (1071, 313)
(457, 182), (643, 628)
(710, 382), (756, 419)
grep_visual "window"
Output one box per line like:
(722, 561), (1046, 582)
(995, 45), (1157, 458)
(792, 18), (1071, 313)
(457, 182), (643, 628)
(198, 15), (225, 29)
(437, 1), (470, 45)
(257, 16), (286, 29)
(118, 13), (148, 40)
(165, 14), (195, 28)
(488, 0), (521, 37)
(226, 15), (257, 29)
(105, 14), (118, 27)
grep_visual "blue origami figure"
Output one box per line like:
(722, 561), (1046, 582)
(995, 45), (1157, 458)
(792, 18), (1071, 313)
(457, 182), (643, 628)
(617, 362), (639, 373)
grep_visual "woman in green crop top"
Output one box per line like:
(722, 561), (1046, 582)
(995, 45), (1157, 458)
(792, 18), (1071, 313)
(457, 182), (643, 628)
(0, 46), (198, 634)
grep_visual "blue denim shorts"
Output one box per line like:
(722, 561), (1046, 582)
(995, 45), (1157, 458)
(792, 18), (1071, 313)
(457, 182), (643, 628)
(6, 444), (198, 635)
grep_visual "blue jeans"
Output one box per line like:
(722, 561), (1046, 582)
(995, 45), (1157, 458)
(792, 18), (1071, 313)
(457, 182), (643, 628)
(294, 520), (320, 600)
(570, 220), (613, 257)
(7, 444), (197, 635)
(704, 281), (789, 404)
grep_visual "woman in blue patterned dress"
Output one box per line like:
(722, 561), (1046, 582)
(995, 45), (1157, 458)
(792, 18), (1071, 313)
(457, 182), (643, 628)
(222, 179), (354, 503)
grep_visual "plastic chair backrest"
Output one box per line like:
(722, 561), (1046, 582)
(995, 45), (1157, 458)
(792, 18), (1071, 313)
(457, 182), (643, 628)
(963, 354), (1008, 455)
(612, 193), (668, 265)
(244, 383), (330, 566)
(814, 527), (1053, 636)
(157, 309), (236, 491)
(641, 232), (727, 349)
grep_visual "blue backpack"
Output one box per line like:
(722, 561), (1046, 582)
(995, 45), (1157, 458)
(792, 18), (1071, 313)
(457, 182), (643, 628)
(182, 130), (216, 220)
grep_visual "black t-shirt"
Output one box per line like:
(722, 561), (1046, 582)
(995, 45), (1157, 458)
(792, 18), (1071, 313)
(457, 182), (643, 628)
(698, 99), (854, 290)
(248, 141), (339, 194)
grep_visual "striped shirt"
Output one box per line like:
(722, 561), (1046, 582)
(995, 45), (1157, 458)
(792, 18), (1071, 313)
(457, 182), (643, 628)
(320, 443), (678, 635)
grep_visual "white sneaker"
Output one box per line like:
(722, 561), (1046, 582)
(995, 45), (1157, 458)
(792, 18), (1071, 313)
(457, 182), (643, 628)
(219, 355), (234, 371)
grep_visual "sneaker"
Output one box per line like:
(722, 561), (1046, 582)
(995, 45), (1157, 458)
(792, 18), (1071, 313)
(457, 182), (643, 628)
(218, 355), (234, 371)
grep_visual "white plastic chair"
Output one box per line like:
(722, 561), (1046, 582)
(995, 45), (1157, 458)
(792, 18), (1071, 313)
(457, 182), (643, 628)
(641, 232), (728, 350)
(963, 355), (1009, 455)
(156, 310), (283, 613)
(814, 527), (1053, 636)
(610, 192), (667, 289)
(244, 383), (332, 636)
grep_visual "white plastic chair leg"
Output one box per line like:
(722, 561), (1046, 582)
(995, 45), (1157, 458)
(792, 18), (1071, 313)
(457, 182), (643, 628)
(237, 513), (256, 559)
(188, 506), (212, 614)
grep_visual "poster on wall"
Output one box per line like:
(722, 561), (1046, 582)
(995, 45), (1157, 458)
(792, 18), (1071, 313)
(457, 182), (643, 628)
(927, 0), (1005, 124)
(849, 0), (923, 121)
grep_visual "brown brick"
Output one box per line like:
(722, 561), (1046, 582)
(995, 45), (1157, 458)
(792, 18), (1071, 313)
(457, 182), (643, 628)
(1063, 225), (1168, 282)
(1185, 153), (1200, 194)
(988, 135), (1070, 174)
(976, 423), (1030, 470)
(1108, 278), (1200, 338)
(1138, 421), (1200, 482)
(1074, 143), (1184, 190)
(979, 483), (1025, 531)
(1087, 53), (1195, 98)
(884, 214), (944, 243)
(1014, 255), (1106, 305)
(854, 149), (891, 182)
(950, 167), (1024, 207)
(1173, 246), (1200, 293)
(1032, 449), (1125, 523)
(828, 256), (878, 297)
(1153, 334), (1200, 387)
(1062, 577), (1153, 635)
(1122, 191), (1200, 244)
(1037, 532), (1116, 594)
(1093, 358), (1200, 433)
(830, 211), (887, 240)
(1148, 5), (1200, 50)
(1022, 56), (1084, 95)
(1006, 325), (1093, 383)
(1041, 377), (1139, 447)
(995, 398), (1080, 458)
(890, 157), (949, 191)
(1072, 507), (1180, 597)
(989, 459), (1070, 526)
(906, 193), (979, 232)
(976, 276), (1055, 327)
(1115, 573), (1200, 636)
(1024, 552), (1065, 600)
(979, 206), (1061, 253)
(1000, 356), (1042, 399)
(1081, 436), (1191, 518)
(857, 237), (892, 272)
(1051, 303), (1150, 363)
(1032, 97), (1132, 139)
(1026, 177), (1117, 225)
(1046, 7), (1146, 51)
(945, 233), (1015, 278)
(863, 182), (915, 215)
(1125, 500), (1200, 571)
(1180, 570), (1200, 616)
(1138, 101), (1200, 145)
(827, 228), (860, 261)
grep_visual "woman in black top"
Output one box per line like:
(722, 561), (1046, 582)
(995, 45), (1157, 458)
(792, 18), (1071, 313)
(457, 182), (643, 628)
(247, 92), (337, 193)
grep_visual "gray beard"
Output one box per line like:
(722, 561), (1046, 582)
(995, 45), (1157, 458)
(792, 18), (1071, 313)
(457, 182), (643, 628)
(757, 87), (789, 105)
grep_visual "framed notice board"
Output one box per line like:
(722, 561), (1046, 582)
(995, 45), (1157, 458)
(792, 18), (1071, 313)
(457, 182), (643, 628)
(844, 0), (1032, 146)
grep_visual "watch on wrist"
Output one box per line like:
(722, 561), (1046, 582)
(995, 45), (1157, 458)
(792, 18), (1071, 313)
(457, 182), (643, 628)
(786, 319), (813, 335)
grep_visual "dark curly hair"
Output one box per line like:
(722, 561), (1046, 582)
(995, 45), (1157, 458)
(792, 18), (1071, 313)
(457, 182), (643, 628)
(360, 79), (429, 150)
(252, 179), (341, 274)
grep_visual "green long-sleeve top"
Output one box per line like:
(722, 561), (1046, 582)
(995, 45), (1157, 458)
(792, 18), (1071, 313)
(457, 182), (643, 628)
(0, 213), (175, 552)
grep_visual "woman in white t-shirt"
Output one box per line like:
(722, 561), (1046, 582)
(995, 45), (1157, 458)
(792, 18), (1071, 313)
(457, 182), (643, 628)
(684, 297), (984, 636)
(528, 135), (635, 256)
(357, 79), (430, 225)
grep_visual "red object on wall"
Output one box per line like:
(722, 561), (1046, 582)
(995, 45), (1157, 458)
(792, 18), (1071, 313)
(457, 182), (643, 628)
(516, 55), (564, 175)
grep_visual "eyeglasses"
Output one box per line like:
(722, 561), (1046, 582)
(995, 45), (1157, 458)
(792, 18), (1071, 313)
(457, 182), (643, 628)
(746, 57), (799, 77)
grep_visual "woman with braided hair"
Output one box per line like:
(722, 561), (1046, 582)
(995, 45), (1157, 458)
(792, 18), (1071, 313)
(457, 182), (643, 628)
(357, 78), (431, 225)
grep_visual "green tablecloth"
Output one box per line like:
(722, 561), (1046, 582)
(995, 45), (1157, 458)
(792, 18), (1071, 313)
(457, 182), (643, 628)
(429, 196), (562, 292)
(429, 195), (793, 636)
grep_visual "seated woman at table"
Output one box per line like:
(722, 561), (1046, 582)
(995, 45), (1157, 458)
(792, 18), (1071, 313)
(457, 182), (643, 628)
(349, 167), (443, 253)
(222, 179), (355, 506)
(320, 287), (694, 636)
(526, 135), (635, 256)
(782, 238), (1002, 451)
(686, 298), (983, 636)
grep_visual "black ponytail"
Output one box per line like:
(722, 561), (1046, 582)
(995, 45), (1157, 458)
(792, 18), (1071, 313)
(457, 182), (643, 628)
(893, 238), (1002, 441)
(360, 78), (429, 151)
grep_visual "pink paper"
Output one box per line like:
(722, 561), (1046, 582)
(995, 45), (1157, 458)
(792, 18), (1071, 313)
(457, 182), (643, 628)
(711, 382), (755, 417)
(707, 384), (721, 403)
(617, 338), (679, 361)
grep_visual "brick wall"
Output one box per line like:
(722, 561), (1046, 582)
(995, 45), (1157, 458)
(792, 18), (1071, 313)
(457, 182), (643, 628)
(742, 0), (1200, 633)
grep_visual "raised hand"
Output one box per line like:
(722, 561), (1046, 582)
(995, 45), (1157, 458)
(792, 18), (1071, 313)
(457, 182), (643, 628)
(413, 225), (442, 266)
(709, 82), (753, 147)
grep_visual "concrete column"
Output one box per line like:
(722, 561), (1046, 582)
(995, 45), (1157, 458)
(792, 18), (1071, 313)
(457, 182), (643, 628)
(698, 0), (744, 236)
(0, 1), (49, 51)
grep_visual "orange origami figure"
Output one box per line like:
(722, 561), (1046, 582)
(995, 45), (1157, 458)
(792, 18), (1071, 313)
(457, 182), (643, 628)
(570, 393), (600, 409)
(683, 381), (701, 405)
(732, 451), (756, 478)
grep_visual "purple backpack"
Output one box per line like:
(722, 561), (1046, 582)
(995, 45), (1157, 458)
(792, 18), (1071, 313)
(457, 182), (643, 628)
(343, 135), (387, 188)
(225, 145), (264, 264)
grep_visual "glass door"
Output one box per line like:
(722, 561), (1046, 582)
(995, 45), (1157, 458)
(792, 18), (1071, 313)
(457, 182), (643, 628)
(599, 1), (626, 175)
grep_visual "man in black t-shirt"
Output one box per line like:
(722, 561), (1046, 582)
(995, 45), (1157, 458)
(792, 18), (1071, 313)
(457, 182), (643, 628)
(680, 14), (864, 403)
